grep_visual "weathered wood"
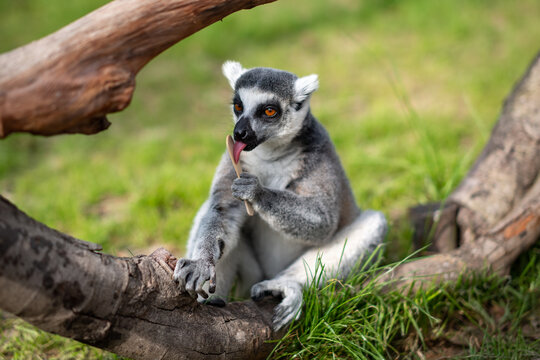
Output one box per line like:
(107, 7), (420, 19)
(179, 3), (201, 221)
(450, 51), (540, 237)
(387, 192), (540, 289)
(0, 196), (281, 360)
(0, 0), (276, 138)
(388, 51), (540, 288)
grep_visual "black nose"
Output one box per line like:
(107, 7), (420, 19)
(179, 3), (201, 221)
(234, 128), (249, 141)
(233, 117), (256, 144)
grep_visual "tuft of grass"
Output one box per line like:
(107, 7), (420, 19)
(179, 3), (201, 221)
(272, 244), (540, 359)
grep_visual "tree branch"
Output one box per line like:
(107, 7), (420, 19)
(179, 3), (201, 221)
(0, 196), (281, 359)
(0, 0), (276, 138)
(386, 51), (540, 288)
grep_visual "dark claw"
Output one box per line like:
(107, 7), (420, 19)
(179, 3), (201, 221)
(197, 289), (209, 299)
(204, 297), (226, 307)
(252, 290), (274, 301)
(251, 293), (263, 301)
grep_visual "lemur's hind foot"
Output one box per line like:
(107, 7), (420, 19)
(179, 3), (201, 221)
(251, 279), (303, 331)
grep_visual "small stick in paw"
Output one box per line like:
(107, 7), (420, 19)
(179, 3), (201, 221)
(226, 135), (254, 216)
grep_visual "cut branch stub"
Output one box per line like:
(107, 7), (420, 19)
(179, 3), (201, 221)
(0, 0), (277, 138)
(0, 196), (281, 360)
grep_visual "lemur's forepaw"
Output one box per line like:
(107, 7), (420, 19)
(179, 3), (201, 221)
(251, 279), (303, 331)
(232, 172), (261, 202)
(173, 258), (216, 299)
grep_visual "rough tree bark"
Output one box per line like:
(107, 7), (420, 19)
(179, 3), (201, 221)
(385, 52), (540, 288)
(0, 0), (276, 138)
(0, 196), (281, 359)
(1, 0), (539, 357)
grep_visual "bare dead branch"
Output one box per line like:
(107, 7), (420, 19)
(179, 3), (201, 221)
(0, 0), (276, 138)
(385, 51), (540, 288)
(0, 196), (282, 360)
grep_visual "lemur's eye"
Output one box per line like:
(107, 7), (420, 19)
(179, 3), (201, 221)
(234, 103), (243, 112)
(264, 107), (277, 117)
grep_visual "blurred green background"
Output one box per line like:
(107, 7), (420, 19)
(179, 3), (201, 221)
(2, 0), (539, 256)
(1, 0), (540, 358)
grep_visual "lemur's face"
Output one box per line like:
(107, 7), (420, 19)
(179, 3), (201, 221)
(222, 61), (318, 160)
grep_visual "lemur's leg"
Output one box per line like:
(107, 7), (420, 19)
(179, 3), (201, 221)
(206, 236), (264, 304)
(251, 210), (387, 330)
(235, 239), (265, 298)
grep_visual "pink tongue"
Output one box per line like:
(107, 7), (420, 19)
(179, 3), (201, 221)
(233, 141), (247, 164)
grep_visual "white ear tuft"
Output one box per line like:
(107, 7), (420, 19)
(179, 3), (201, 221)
(294, 74), (319, 102)
(222, 61), (247, 89)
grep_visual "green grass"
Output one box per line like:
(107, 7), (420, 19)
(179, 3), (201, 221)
(1, 0), (540, 358)
(273, 246), (540, 359)
(0, 314), (122, 360)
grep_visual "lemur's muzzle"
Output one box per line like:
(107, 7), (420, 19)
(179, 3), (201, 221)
(233, 117), (258, 162)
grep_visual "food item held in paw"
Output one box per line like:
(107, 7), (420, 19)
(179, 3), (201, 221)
(225, 135), (254, 216)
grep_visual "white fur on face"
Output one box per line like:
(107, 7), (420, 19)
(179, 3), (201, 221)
(236, 87), (308, 144)
(235, 87), (279, 123)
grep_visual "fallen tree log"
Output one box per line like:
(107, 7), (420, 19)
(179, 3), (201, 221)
(382, 51), (540, 288)
(0, 0), (276, 138)
(0, 196), (281, 359)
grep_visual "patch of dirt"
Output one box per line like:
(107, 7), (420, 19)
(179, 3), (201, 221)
(421, 340), (466, 360)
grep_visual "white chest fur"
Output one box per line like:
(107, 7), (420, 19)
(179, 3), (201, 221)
(250, 216), (308, 278)
(240, 146), (302, 190)
(240, 145), (306, 278)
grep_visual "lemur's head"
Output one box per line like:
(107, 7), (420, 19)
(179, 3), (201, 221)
(222, 61), (318, 161)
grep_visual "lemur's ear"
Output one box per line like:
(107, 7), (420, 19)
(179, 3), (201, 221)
(222, 61), (247, 90)
(294, 74), (319, 103)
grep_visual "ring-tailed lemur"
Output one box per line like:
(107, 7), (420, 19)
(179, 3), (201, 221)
(174, 61), (387, 330)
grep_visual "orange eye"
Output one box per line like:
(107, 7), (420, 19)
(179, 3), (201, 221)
(234, 103), (243, 112)
(265, 108), (277, 117)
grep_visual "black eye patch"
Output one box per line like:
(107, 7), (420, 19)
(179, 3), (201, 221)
(232, 95), (243, 115)
(256, 103), (282, 119)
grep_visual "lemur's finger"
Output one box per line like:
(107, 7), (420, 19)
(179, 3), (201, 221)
(209, 267), (217, 293)
(184, 270), (193, 285)
(250, 282), (274, 301)
(195, 271), (210, 299)
(274, 305), (286, 320)
(233, 178), (256, 186)
(185, 276), (198, 299)
(251, 290), (273, 301)
(273, 308), (295, 330)
(195, 282), (209, 299)
(196, 289), (208, 299)
(175, 274), (186, 289)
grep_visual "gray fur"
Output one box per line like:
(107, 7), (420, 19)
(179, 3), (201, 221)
(235, 67), (297, 100)
(174, 61), (388, 330)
